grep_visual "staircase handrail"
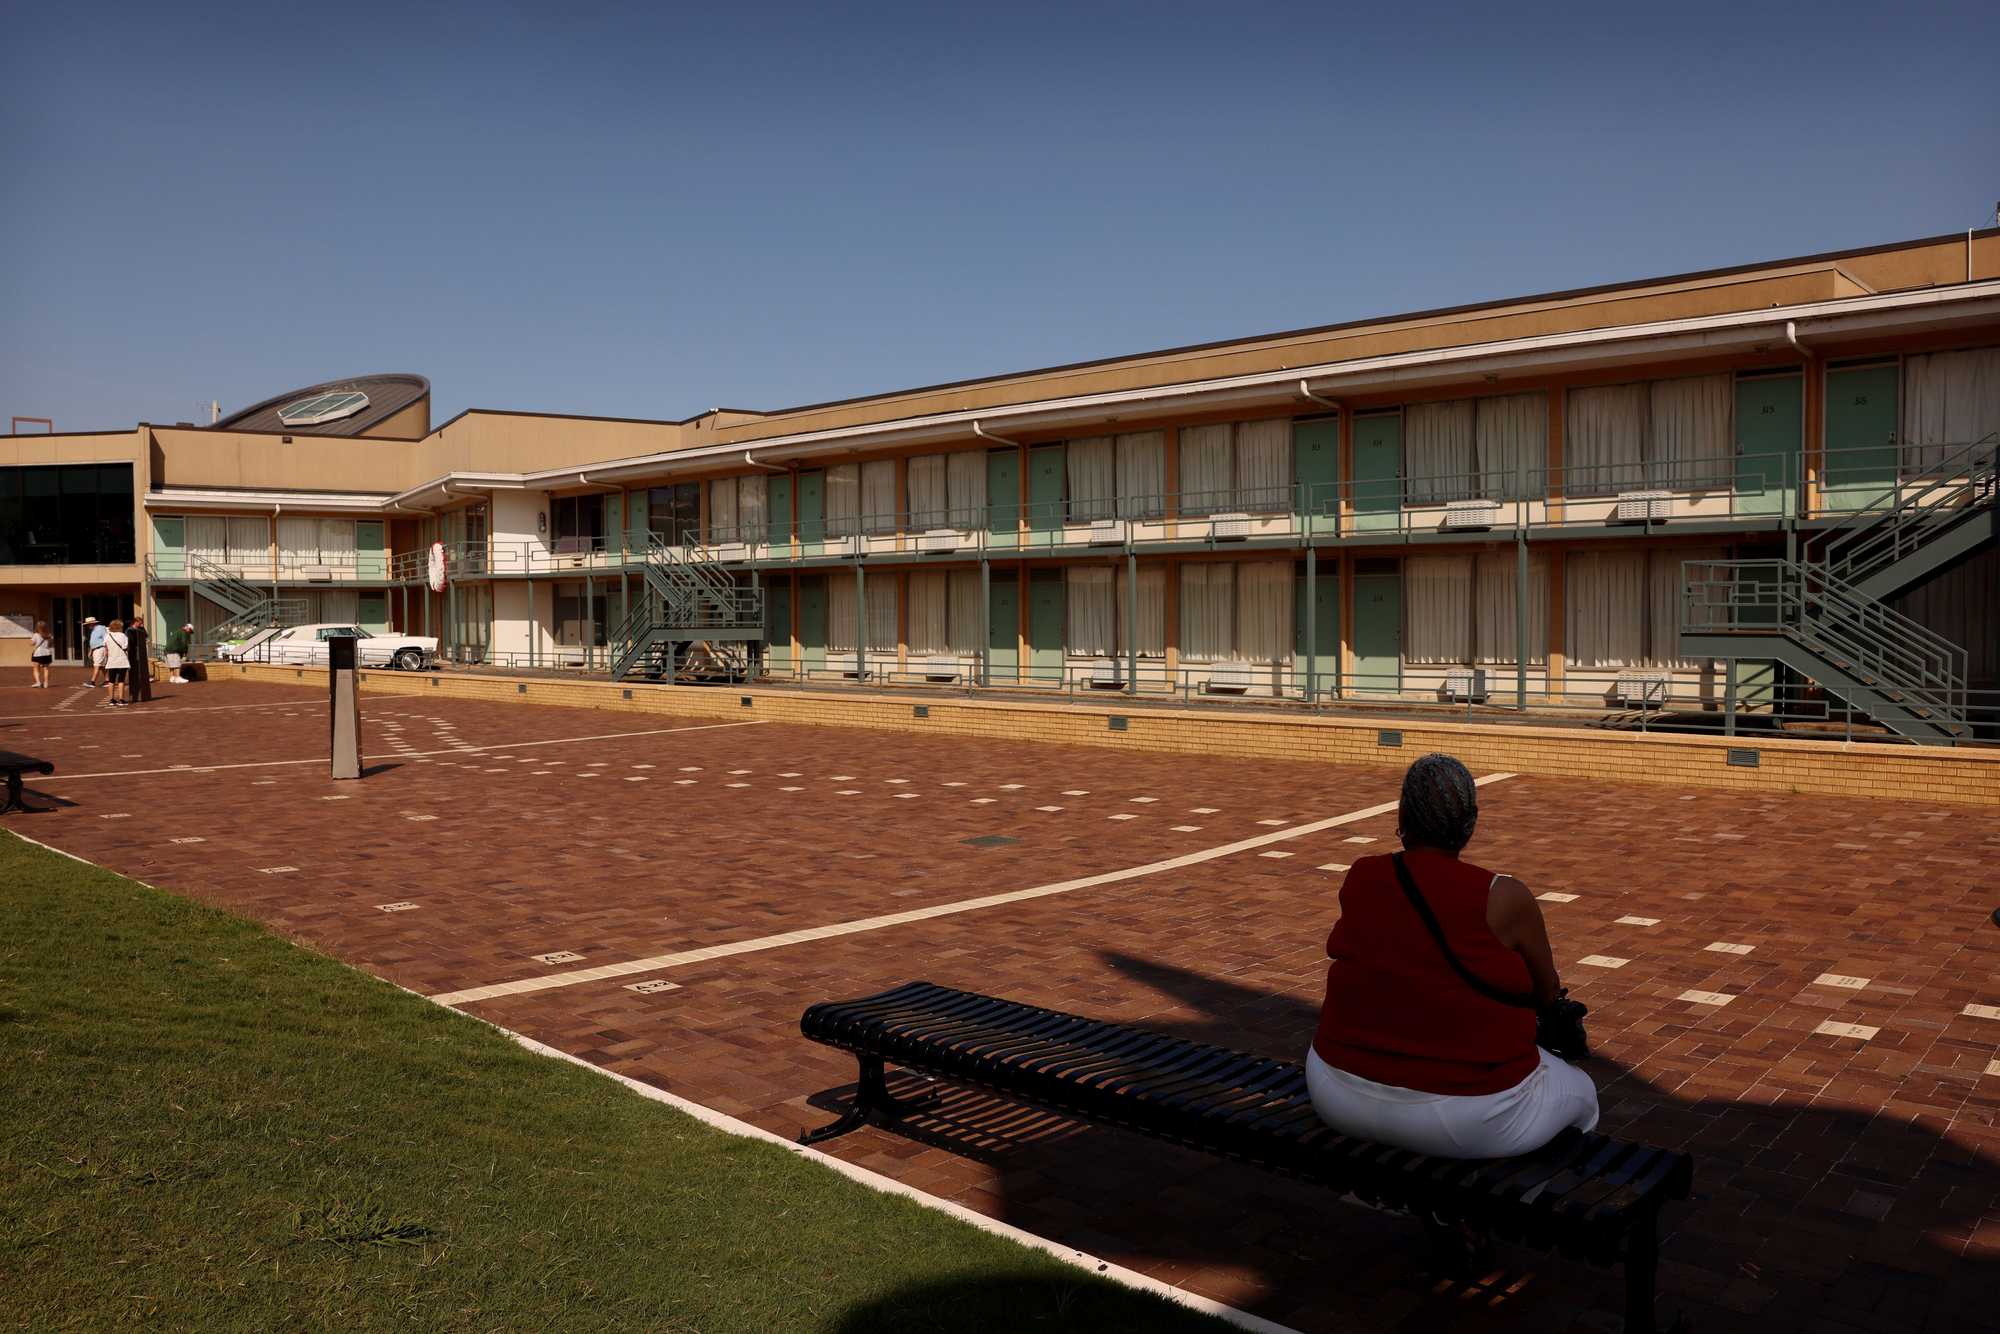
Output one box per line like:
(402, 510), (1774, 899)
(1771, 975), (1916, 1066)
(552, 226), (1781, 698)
(188, 553), (265, 614)
(1810, 434), (1998, 584)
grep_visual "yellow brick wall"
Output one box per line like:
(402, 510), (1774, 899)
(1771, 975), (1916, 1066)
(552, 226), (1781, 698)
(225, 664), (2000, 807)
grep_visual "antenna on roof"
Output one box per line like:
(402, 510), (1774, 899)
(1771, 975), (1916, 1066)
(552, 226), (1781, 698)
(210, 399), (220, 424)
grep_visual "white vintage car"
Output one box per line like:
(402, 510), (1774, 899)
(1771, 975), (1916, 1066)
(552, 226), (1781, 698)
(216, 623), (439, 671)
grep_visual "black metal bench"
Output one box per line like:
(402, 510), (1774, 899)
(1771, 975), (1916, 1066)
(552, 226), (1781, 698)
(0, 751), (55, 815)
(800, 980), (1692, 1333)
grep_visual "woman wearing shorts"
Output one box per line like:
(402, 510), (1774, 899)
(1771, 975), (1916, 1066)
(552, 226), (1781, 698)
(104, 618), (132, 707)
(29, 620), (54, 688)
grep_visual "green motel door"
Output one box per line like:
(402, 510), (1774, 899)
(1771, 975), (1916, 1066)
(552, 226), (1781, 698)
(986, 449), (1020, 551)
(1352, 415), (1402, 532)
(1027, 569), (1064, 683)
(797, 575), (828, 672)
(986, 570), (1019, 682)
(1734, 372), (1802, 517)
(150, 516), (186, 579)
(1295, 560), (1339, 695)
(766, 578), (793, 672)
(1294, 418), (1339, 537)
(797, 470), (827, 555)
(1822, 363), (1900, 512)
(1027, 444), (1065, 547)
(1352, 565), (1401, 692)
(766, 473), (794, 549)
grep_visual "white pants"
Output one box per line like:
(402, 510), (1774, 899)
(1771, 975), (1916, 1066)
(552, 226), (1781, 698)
(1306, 1046), (1599, 1160)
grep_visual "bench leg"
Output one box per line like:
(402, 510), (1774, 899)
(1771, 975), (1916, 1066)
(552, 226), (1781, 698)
(1624, 1211), (1674, 1334)
(0, 771), (35, 816)
(798, 1056), (937, 1146)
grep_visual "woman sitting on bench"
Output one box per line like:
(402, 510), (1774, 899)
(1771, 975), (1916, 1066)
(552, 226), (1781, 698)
(1307, 753), (1599, 1159)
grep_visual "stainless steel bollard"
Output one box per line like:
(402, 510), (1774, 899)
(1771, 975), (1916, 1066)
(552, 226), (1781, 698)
(330, 636), (362, 780)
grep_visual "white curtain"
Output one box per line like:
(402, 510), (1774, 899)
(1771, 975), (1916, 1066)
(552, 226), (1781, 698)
(277, 516), (319, 563)
(1474, 552), (1549, 665)
(1475, 393), (1546, 500)
(1903, 347), (2000, 471)
(948, 568), (982, 652)
(1066, 566), (1115, 656)
(1235, 419), (1291, 513)
(1405, 555), (1473, 664)
(946, 451), (987, 528)
(709, 479), (738, 541)
(1649, 374), (1732, 490)
(1565, 383), (1647, 496)
(187, 516), (227, 568)
(1116, 431), (1165, 518)
(826, 464), (859, 536)
(226, 517), (267, 568)
(1179, 563), (1234, 660)
(1644, 548), (1724, 667)
(1115, 564), (1167, 657)
(737, 474), (767, 540)
(1405, 400), (1476, 502)
(908, 571), (948, 653)
(1235, 560), (1293, 662)
(319, 519), (355, 558)
(867, 576), (899, 650)
(861, 460), (896, 533)
(320, 589), (359, 625)
(828, 576), (858, 651)
(1566, 551), (1647, 670)
(908, 455), (947, 526)
(1067, 437), (1115, 521)
(1179, 423), (1232, 514)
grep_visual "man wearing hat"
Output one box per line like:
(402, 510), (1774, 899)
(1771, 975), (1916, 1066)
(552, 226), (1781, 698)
(86, 616), (108, 687)
(167, 622), (194, 683)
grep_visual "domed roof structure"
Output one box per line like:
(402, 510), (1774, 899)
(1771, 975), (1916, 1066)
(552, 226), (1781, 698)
(214, 373), (429, 437)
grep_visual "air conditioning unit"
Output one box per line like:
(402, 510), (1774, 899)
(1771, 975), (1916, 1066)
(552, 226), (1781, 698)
(827, 533), (863, 557)
(1442, 499), (1500, 531)
(1086, 518), (1125, 545)
(920, 655), (961, 683)
(918, 528), (966, 553)
(710, 541), (750, 561)
(828, 650), (869, 680)
(1211, 513), (1252, 540)
(1088, 662), (1125, 690)
(1610, 672), (1672, 706)
(1442, 667), (1487, 702)
(1203, 660), (1253, 695)
(1614, 490), (1673, 522)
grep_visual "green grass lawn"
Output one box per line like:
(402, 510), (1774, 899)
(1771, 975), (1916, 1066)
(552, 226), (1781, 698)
(0, 831), (1231, 1332)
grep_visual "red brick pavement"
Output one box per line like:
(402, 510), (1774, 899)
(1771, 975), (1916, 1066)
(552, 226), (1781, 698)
(3, 667), (1996, 1333)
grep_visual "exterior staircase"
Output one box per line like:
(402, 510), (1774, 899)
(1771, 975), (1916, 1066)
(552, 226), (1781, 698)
(610, 536), (764, 683)
(191, 555), (307, 644)
(1681, 436), (1996, 745)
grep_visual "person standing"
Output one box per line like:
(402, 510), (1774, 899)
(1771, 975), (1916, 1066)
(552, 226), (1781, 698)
(103, 619), (131, 707)
(166, 621), (193, 684)
(128, 616), (153, 703)
(86, 615), (107, 687)
(29, 620), (54, 687)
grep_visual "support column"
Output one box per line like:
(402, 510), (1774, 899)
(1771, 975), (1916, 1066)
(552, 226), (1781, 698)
(855, 562), (866, 679)
(1547, 548), (1567, 700)
(979, 558), (991, 687)
(1305, 545), (1317, 701)
(527, 579), (535, 669)
(585, 572), (594, 670)
(1515, 530), (1529, 710)
(1125, 551), (1138, 695)
(1337, 551), (1354, 699)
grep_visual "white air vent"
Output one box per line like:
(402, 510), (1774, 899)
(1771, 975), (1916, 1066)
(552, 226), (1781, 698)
(1610, 672), (1671, 706)
(1442, 499), (1500, 531)
(1442, 667), (1487, 702)
(921, 655), (961, 683)
(1211, 513), (1252, 540)
(1086, 518), (1125, 545)
(1203, 660), (1252, 695)
(918, 528), (966, 553)
(1614, 490), (1673, 522)
(1088, 662), (1124, 689)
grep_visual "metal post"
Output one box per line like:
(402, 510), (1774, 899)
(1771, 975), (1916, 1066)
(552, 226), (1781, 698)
(527, 578), (535, 670)
(855, 562), (866, 681)
(979, 558), (991, 688)
(1125, 551), (1138, 696)
(1515, 528), (1529, 710)
(1724, 658), (1736, 737)
(1305, 545), (1317, 704)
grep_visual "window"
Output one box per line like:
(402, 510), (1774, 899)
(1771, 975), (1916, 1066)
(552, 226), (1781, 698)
(1177, 420), (1290, 515)
(1180, 560), (1292, 662)
(1064, 565), (1165, 658)
(1566, 549), (1719, 670)
(826, 574), (899, 652)
(1903, 346), (2000, 471)
(908, 452), (990, 529)
(276, 517), (359, 568)
(550, 495), (604, 549)
(553, 583), (609, 647)
(277, 390), (369, 426)
(1405, 393), (1545, 503)
(907, 569), (984, 654)
(0, 464), (136, 565)
(1565, 374), (1732, 496)
(1405, 554), (1550, 666)
(861, 460), (896, 533)
(646, 484), (701, 545)
(707, 474), (768, 543)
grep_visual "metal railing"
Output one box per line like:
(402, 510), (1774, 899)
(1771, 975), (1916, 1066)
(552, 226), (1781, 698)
(1809, 435), (1998, 588)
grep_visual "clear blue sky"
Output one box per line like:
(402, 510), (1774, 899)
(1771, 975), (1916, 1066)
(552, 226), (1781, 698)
(3, 1), (1995, 433)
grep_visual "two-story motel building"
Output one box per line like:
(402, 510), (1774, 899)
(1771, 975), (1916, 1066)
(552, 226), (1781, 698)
(4, 227), (1997, 737)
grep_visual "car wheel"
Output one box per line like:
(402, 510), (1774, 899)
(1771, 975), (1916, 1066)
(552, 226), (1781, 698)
(394, 648), (424, 672)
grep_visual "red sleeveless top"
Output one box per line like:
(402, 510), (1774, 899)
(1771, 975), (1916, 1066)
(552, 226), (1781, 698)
(1312, 849), (1537, 1096)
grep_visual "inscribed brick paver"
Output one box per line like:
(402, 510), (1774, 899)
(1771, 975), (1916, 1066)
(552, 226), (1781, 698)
(3, 671), (1996, 1333)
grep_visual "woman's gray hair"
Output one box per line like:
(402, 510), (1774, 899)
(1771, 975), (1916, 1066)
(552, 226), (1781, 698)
(1399, 753), (1478, 854)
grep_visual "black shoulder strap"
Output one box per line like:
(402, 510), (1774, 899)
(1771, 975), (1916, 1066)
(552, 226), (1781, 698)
(1389, 852), (1536, 1010)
